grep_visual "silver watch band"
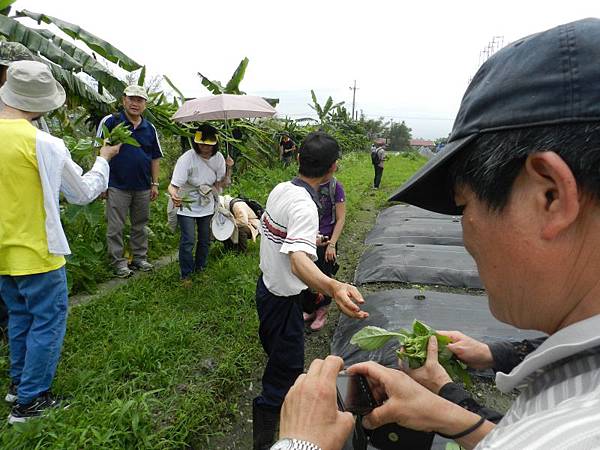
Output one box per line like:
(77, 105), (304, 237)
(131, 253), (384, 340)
(290, 439), (322, 450)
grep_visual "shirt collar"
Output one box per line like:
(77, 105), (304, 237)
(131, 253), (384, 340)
(291, 177), (321, 207)
(496, 314), (600, 392)
(119, 111), (147, 130)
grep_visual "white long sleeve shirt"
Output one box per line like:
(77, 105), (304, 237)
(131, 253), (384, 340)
(35, 128), (109, 255)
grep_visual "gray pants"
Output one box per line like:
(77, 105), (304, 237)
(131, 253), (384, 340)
(106, 187), (151, 268)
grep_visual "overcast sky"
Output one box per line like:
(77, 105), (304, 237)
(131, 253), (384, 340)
(14, 0), (600, 138)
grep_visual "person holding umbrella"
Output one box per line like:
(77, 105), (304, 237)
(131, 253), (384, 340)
(168, 124), (234, 286)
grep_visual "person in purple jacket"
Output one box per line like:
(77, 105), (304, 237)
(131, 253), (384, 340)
(302, 173), (346, 331)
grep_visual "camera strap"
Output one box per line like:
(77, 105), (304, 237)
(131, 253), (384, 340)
(353, 415), (368, 450)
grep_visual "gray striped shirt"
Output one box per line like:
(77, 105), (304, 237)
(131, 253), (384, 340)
(476, 314), (600, 449)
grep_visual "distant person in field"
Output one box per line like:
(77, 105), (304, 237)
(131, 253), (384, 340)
(252, 131), (368, 450)
(168, 124), (234, 286)
(371, 142), (386, 189)
(0, 61), (120, 424)
(302, 170), (346, 332)
(279, 133), (296, 166)
(96, 85), (163, 278)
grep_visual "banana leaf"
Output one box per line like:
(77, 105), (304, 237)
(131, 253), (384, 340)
(46, 60), (113, 116)
(224, 57), (248, 94)
(137, 65), (146, 86)
(163, 74), (186, 104)
(0, 15), (81, 70)
(35, 28), (126, 99)
(197, 71), (225, 94)
(263, 97), (279, 107)
(0, 0), (16, 13)
(16, 9), (141, 71)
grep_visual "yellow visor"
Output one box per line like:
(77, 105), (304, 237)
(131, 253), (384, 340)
(194, 131), (217, 145)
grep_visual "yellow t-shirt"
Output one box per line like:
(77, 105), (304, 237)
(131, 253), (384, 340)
(0, 119), (65, 275)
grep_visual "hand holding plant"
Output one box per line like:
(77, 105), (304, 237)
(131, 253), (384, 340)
(437, 330), (494, 370)
(165, 192), (193, 211)
(350, 320), (471, 386)
(99, 122), (141, 147)
(407, 336), (453, 393)
(99, 143), (122, 161)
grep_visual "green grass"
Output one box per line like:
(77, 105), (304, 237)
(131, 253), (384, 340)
(0, 152), (425, 449)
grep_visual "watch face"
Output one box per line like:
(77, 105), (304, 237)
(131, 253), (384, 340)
(271, 438), (293, 450)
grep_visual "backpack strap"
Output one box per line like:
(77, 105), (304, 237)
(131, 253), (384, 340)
(329, 177), (337, 225)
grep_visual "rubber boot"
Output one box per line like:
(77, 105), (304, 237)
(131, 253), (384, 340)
(252, 398), (279, 450)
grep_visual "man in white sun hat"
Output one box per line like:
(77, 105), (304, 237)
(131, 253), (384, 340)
(0, 60), (121, 424)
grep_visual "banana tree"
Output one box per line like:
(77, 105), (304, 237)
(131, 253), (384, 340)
(1, 5), (191, 138)
(198, 57), (279, 107)
(309, 90), (344, 124)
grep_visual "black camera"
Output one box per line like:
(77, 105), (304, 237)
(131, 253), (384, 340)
(336, 373), (378, 416)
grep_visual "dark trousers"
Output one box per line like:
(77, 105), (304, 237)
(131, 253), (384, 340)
(301, 245), (337, 313)
(178, 214), (212, 279)
(374, 165), (384, 188)
(255, 275), (304, 409)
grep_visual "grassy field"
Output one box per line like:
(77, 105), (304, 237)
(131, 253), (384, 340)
(0, 152), (425, 449)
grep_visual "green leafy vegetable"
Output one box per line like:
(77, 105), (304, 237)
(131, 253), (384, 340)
(350, 326), (409, 351)
(98, 122), (140, 147)
(351, 320), (471, 386)
(164, 193), (193, 211)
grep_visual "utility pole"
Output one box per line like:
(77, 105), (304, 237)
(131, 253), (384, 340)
(349, 80), (358, 121)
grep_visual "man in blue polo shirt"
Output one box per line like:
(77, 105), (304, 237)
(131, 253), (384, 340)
(97, 85), (163, 278)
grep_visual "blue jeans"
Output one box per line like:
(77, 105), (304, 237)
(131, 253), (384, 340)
(178, 214), (212, 279)
(0, 266), (68, 405)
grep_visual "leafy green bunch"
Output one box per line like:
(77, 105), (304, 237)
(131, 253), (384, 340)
(164, 193), (193, 211)
(99, 122), (140, 147)
(350, 320), (471, 386)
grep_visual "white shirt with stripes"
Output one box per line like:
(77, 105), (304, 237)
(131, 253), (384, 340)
(476, 314), (600, 449)
(259, 181), (318, 297)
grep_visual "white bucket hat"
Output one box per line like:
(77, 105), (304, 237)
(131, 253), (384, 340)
(211, 208), (235, 241)
(0, 60), (65, 113)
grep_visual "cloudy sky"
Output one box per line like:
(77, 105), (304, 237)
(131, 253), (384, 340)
(13, 0), (600, 138)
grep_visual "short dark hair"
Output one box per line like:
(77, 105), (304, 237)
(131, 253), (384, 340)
(298, 131), (340, 178)
(448, 122), (600, 211)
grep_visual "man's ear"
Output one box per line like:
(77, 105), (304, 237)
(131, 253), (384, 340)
(524, 152), (580, 240)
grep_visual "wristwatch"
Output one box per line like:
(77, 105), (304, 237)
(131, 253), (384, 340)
(151, 182), (159, 186)
(270, 438), (322, 450)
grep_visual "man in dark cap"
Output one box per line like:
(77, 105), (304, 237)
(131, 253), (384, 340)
(273, 18), (600, 450)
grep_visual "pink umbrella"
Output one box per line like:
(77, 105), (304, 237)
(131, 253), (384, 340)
(172, 93), (276, 123)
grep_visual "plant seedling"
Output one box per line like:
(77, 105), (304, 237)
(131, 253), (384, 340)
(164, 193), (193, 211)
(98, 122), (141, 147)
(350, 320), (471, 386)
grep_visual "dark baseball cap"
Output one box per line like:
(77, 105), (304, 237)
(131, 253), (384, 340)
(390, 18), (600, 215)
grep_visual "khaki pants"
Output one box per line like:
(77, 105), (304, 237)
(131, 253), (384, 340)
(106, 187), (151, 268)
